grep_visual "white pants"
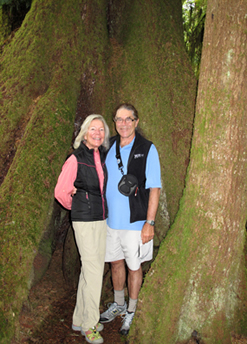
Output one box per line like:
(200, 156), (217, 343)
(72, 220), (107, 331)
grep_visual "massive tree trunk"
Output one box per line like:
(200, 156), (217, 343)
(101, 0), (196, 301)
(0, 0), (196, 342)
(0, 0), (110, 341)
(129, 1), (247, 343)
(106, 0), (195, 229)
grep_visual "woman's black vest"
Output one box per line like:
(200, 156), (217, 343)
(71, 143), (108, 222)
(110, 131), (152, 223)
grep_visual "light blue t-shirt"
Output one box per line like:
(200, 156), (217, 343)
(106, 137), (161, 231)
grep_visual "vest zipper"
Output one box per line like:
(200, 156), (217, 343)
(101, 192), (105, 219)
(86, 192), (91, 210)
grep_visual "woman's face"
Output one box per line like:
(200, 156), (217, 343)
(84, 119), (105, 151)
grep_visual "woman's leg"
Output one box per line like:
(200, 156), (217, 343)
(72, 220), (107, 331)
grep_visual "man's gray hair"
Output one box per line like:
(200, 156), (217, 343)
(73, 114), (110, 149)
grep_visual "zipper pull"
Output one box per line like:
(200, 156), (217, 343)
(135, 187), (138, 197)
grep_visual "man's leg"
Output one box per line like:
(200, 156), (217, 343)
(111, 259), (126, 291)
(100, 259), (127, 323)
(128, 266), (142, 301)
(118, 266), (143, 335)
(112, 259), (126, 306)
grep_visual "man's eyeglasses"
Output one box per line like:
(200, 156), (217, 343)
(114, 117), (136, 124)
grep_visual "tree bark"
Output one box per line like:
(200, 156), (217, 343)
(106, 0), (196, 229)
(0, 0), (110, 340)
(129, 1), (247, 343)
(0, 0), (196, 342)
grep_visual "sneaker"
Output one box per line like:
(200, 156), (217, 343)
(84, 327), (104, 343)
(119, 311), (135, 335)
(100, 302), (127, 323)
(72, 322), (104, 334)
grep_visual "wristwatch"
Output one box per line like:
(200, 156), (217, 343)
(146, 220), (155, 226)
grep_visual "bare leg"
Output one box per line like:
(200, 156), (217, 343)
(119, 267), (143, 335)
(127, 266), (143, 300)
(111, 259), (126, 291)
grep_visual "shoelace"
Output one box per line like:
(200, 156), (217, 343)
(105, 302), (117, 313)
(107, 302), (114, 308)
(121, 312), (134, 326)
(106, 302), (125, 313)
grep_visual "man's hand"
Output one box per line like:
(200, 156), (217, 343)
(141, 187), (160, 244)
(141, 222), (154, 244)
(71, 187), (77, 196)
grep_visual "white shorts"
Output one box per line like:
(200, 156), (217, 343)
(105, 225), (153, 271)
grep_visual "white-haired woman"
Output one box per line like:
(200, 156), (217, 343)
(55, 114), (110, 344)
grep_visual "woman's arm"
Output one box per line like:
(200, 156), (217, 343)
(54, 155), (78, 209)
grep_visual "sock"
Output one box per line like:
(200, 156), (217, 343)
(128, 297), (138, 313)
(114, 289), (125, 306)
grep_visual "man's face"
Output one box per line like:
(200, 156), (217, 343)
(115, 108), (139, 142)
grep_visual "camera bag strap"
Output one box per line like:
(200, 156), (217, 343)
(115, 136), (124, 176)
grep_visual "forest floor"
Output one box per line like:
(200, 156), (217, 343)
(12, 244), (125, 344)
(11, 244), (247, 344)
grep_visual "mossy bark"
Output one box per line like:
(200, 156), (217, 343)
(0, 6), (11, 48)
(105, 0), (196, 235)
(0, 0), (197, 342)
(129, 1), (247, 343)
(58, 0), (197, 294)
(0, 0), (110, 341)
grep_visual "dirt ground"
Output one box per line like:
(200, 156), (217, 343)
(12, 244), (247, 344)
(13, 245), (126, 344)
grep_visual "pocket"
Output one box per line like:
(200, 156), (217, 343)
(85, 192), (91, 211)
(139, 241), (152, 261)
(138, 242), (143, 259)
(130, 187), (150, 222)
(72, 191), (91, 217)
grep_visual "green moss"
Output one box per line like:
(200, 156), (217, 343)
(0, 0), (111, 341)
(105, 0), (196, 229)
(0, 7), (11, 48)
(0, 0), (195, 342)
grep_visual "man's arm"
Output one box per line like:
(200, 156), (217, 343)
(141, 187), (161, 244)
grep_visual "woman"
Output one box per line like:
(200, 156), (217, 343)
(54, 114), (110, 344)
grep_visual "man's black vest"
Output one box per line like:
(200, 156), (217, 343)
(110, 131), (152, 223)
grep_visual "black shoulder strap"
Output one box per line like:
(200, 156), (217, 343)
(115, 135), (124, 175)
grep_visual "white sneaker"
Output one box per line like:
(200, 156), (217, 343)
(119, 311), (135, 335)
(100, 302), (127, 323)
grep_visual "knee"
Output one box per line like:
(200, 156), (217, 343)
(111, 259), (125, 272)
(128, 266), (142, 276)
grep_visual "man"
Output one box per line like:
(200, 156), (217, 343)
(100, 103), (161, 335)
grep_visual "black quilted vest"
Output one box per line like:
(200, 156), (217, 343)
(71, 142), (108, 222)
(110, 131), (152, 223)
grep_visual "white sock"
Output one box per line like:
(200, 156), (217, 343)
(114, 289), (125, 306)
(128, 297), (137, 313)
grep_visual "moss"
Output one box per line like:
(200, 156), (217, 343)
(0, 7), (11, 48)
(105, 0), (196, 228)
(0, 0), (196, 342)
(0, 0), (111, 341)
